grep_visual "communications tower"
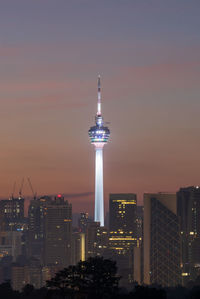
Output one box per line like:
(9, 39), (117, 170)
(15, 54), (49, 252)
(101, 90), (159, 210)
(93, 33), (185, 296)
(88, 76), (110, 226)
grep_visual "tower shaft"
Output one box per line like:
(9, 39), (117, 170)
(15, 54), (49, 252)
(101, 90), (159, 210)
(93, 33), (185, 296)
(95, 147), (104, 226)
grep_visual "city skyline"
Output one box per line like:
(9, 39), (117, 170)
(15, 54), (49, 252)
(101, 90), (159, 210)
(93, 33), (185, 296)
(0, 1), (200, 215)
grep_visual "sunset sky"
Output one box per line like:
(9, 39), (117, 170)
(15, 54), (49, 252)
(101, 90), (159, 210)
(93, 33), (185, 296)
(0, 0), (200, 215)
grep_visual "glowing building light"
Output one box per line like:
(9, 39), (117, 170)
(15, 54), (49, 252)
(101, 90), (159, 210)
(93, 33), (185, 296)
(88, 76), (110, 226)
(80, 233), (85, 261)
(182, 273), (189, 276)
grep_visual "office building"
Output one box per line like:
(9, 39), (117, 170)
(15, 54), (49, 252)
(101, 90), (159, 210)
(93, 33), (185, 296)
(0, 197), (24, 231)
(28, 196), (51, 261)
(78, 212), (89, 233)
(108, 194), (137, 286)
(144, 193), (181, 287)
(85, 221), (108, 259)
(0, 231), (23, 261)
(136, 206), (143, 240)
(109, 194), (137, 232)
(43, 195), (72, 267)
(109, 193), (137, 253)
(71, 231), (85, 264)
(134, 206), (144, 285)
(11, 265), (29, 291)
(177, 186), (200, 284)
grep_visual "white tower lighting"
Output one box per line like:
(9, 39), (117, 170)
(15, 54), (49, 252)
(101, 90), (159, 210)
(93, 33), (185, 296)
(88, 76), (110, 226)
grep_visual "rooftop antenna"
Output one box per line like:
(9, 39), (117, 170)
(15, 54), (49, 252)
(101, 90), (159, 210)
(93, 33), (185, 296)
(97, 75), (101, 116)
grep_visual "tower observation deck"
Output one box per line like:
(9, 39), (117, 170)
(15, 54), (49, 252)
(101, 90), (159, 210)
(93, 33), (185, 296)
(88, 76), (110, 226)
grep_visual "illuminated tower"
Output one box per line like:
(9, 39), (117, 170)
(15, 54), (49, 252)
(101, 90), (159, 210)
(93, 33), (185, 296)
(88, 76), (110, 226)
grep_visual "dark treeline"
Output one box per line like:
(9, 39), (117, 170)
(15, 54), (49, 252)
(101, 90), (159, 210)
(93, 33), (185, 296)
(1, 282), (200, 299)
(1, 257), (200, 299)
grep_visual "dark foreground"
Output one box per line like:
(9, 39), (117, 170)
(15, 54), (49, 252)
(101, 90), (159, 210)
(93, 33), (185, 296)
(3, 257), (200, 299)
(1, 282), (200, 299)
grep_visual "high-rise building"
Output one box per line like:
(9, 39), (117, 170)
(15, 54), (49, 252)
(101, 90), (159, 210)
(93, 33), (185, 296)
(88, 76), (110, 226)
(28, 196), (52, 261)
(0, 256), (12, 283)
(134, 206), (144, 285)
(11, 265), (29, 291)
(11, 260), (42, 291)
(71, 231), (85, 265)
(0, 197), (25, 263)
(136, 206), (143, 240)
(78, 212), (89, 233)
(43, 195), (72, 267)
(109, 194), (137, 232)
(134, 245), (143, 285)
(85, 221), (108, 259)
(0, 197), (24, 231)
(0, 231), (23, 261)
(177, 186), (200, 283)
(109, 194), (137, 254)
(144, 193), (181, 287)
(108, 194), (137, 286)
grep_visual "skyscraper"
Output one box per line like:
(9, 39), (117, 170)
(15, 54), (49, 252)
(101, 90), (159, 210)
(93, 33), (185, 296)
(109, 193), (137, 255)
(136, 206), (143, 239)
(134, 205), (144, 285)
(85, 221), (108, 259)
(108, 194), (137, 286)
(109, 194), (137, 233)
(43, 195), (72, 267)
(71, 232), (85, 265)
(144, 193), (181, 287)
(177, 186), (200, 283)
(78, 212), (89, 233)
(28, 196), (52, 261)
(88, 76), (110, 226)
(0, 197), (24, 231)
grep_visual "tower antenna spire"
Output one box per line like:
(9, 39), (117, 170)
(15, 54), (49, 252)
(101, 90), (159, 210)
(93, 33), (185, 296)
(97, 75), (101, 116)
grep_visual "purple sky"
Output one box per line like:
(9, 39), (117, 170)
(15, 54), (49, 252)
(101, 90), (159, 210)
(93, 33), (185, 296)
(0, 0), (200, 215)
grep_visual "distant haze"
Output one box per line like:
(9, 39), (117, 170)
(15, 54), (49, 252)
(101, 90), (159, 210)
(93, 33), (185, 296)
(0, 1), (200, 216)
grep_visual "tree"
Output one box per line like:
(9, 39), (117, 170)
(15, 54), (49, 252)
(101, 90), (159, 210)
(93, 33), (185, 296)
(47, 256), (120, 299)
(21, 284), (35, 299)
(131, 285), (166, 299)
(190, 286), (200, 299)
(0, 281), (20, 299)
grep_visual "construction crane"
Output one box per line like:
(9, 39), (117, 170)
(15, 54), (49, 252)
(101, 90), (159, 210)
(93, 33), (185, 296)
(18, 178), (24, 199)
(10, 181), (16, 199)
(27, 177), (37, 200)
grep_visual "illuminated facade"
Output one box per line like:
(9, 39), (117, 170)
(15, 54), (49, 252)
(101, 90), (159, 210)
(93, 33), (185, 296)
(109, 193), (137, 254)
(85, 221), (108, 258)
(72, 232), (85, 264)
(109, 194), (137, 230)
(108, 194), (137, 285)
(88, 76), (110, 226)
